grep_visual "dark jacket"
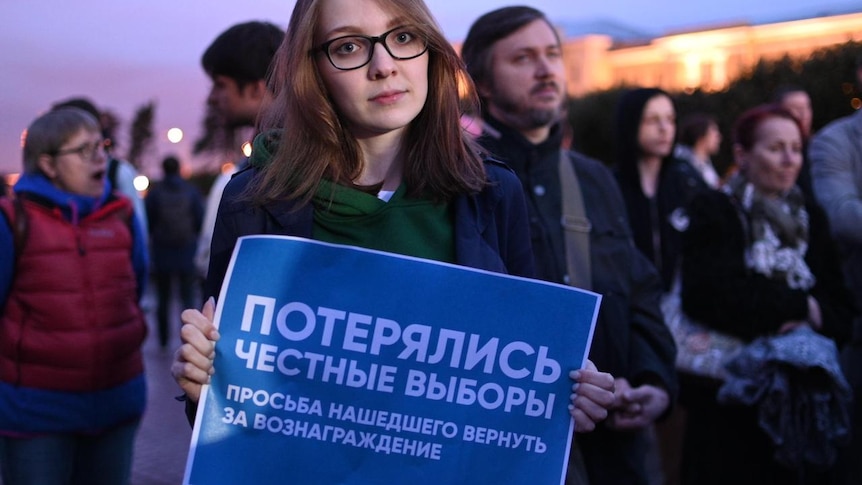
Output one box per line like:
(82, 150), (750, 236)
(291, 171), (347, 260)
(681, 189), (855, 344)
(678, 182), (857, 485)
(204, 160), (535, 300)
(479, 116), (677, 485)
(615, 159), (707, 291)
(187, 157), (536, 424)
(613, 88), (710, 291)
(146, 173), (204, 273)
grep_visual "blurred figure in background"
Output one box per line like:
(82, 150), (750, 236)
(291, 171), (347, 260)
(194, 21), (284, 282)
(50, 97), (148, 239)
(613, 87), (709, 292)
(674, 112), (722, 189)
(146, 155), (203, 349)
(773, 85), (813, 140)
(0, 108), (148, 485)
(809, 57), (862, 485)
(773, 85), (815, 198)
(679, 104), (855, 485)
(612, 88), (711, 485)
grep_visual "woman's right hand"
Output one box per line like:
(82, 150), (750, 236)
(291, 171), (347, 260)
(806, 295), (822, 329)
(778, 296), (823, 334)
(171, 297), (220, 403)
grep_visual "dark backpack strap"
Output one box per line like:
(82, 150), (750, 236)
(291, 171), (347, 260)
(107, 157), (120, 189)
(0, 196), (28, 256)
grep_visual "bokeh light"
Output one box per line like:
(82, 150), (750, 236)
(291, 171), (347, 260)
(167, 128), (184, 144)
(133, 175), (150, 192)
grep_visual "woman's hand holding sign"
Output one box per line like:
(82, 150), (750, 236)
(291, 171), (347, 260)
(172, 297), (220, 403)
(170, 298), (616, 436)
(568, 361), (615, 433)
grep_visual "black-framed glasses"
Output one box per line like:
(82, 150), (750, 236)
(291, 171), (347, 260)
(316, 25), (428, 71)
(52, 139), (106, 161)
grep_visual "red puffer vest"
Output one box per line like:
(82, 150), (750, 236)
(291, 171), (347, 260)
(0, 197), (146, 392)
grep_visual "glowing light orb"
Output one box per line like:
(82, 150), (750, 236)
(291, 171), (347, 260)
(167, 128), (184, 143)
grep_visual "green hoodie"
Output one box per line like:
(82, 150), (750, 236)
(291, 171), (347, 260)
(250, 130), (455, 262)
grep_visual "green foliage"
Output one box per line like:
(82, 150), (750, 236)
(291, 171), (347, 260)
(192, 104), (238, 156)
(566, 40), (862, 177)
(566, 88), (624, 164)
(188, 171), (219, 196)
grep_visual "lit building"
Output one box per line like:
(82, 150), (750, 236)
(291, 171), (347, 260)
(556, 8), (862, 96)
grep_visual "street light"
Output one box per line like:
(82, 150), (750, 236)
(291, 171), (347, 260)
(167, 127), (184, 144)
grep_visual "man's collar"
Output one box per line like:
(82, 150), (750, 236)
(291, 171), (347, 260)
(482, 114), (563, 151)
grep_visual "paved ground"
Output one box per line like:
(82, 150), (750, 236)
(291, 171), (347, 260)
(130, 291), (194, 485)
(130, 328), (193, 485)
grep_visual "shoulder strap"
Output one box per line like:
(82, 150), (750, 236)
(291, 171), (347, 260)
(0, 195), (28, 256)
(107, 157), (120, 188)
(559, 151), (592, 290)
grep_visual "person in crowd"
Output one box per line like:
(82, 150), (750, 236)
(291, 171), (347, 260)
(612, 88), (705, 485)
(679, 103), (856, 485)
(461, 7), (677, 484)
(613, 88), (710, 293)
(773, 85), (815, 197)
(172, 0), (614, 444)
(661, 110), (723, 485)
(674, 112), (722, 189)
(773, 85), (813, 140)
(51, 97), (149, 239)
(0, 108), (148, 485)
(146, 155), (204, 349)
(195, 21), (285, 281)
(809, 57), (862, 485)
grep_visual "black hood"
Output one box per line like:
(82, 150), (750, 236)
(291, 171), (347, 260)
(614, 87), (673, 175)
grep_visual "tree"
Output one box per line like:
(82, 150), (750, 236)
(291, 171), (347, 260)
(127, 101), (156, 170)
(99, 108), (121, 155)
(192, 104), (237, 156)
(565, 40), (862, 177)
(567, 88), (625, 166)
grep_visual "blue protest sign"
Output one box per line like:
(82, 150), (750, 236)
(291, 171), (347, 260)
(184, 236), (599, 485)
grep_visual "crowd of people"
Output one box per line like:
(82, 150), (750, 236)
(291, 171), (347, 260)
(0, 1), (860, 484)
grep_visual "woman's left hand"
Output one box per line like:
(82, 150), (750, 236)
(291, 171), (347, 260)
(568, 360), (615, 433)
(606, 377), (669, 430)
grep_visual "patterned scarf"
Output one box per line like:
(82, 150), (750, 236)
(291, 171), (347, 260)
(724, 173), (815, 290)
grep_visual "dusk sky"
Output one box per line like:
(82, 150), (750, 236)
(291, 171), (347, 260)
(1, 0), (854, 176)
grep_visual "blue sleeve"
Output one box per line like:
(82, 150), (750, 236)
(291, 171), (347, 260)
(0, 213), (13, 310)
(130, 213), (149, 301)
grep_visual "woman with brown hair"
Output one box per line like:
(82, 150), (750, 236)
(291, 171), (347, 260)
(171, 0), (613, 436)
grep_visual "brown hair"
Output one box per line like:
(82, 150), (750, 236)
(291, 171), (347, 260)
(253, 0), (485, 206)
(678, 112), (717, 147)
(732, 103), (801, 151)
(461, 6), (557, 106)
(23, 108), (100, 174)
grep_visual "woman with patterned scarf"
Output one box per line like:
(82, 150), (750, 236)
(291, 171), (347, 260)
(676, 104), (857, 485)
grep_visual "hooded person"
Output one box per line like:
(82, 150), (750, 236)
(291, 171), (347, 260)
(613, 87), (709, 292)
